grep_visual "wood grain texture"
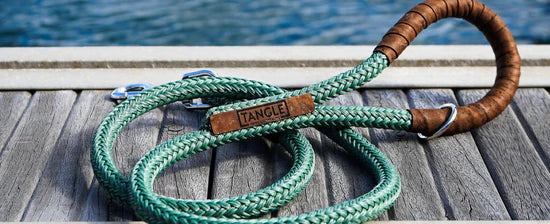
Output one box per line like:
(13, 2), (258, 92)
(0, 91), (31, 152)
(154, 104), (210, 200)
(80, 101), (163, 221)
(272, 128), (329, 216)
(362, 90), (445, 220)
(22, 91), (114, 221)
(0, 91), (76, 221)
(457, 89), (550, 219)
(5, 221), (549, 224)
(80, 180), (108, 221)
(321, 92), (389, 220)
(408, 89), (509, 220)
(210, 137), (273, 218)
(510, 88), (550, 169)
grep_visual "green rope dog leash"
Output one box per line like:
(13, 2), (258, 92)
(93, 53), (405, 223)
(91, 0), (521, 223)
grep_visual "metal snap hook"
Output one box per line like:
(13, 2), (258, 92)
(182, 69), (217, 79)
(111, 83), (151, 101)
(181, 70), (217, 110)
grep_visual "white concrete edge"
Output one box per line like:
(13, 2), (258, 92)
(1, 67), (547, 89)
(0, 45), (547, 62)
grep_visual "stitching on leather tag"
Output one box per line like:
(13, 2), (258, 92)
(210, 94), (315, 134)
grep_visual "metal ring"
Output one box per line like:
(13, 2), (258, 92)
(181, 69), (217, 79)
(110, 83), (151, 101)
(181, 70), (217, 110)
(417, 103), (457, 140)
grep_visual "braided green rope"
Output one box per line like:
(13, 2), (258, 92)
(91, 52), (409, 223)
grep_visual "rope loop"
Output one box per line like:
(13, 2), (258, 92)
(92, 54), (404, 223)
(91, 0), (520, 223)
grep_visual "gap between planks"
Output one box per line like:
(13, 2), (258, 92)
(457, 89), (550, 219)
(2, 221), (550, 224)
(0, 91), (76, 221)
(1, 88), (549, 221)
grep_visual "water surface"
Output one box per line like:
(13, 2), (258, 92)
(1, 0), (548, 46)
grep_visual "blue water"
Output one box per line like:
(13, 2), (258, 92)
(1, 0), (549, 46)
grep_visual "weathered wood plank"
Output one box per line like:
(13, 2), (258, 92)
(154, 104), (210, 200)
(22, 91), (114, 221)
(111, 106), (163, 221)
(1, 220), (548, 224)
(457, 89), (550, 219)
(273, 128), (329, 216)
(0, 91), (31, 152)
(79, 180), (108, 221)
(80, 100), (163, 221)
(321, 92), (389, 220)
(408, 89), (509, 220)
(362, 90), (445, 220)
(210, 137), (273, 218)
(0, 91), (76, 221)
(510, 88), (550, 169)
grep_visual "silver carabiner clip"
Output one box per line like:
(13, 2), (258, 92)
(111, 83), (151, 101)
(181, 70), (217, 110)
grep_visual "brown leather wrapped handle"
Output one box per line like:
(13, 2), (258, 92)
(374, 0), (520, 136)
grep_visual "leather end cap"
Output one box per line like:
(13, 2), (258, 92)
(408, 108), (449, 136)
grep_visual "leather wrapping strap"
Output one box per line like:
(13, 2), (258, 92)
(374, 0), (520, 136)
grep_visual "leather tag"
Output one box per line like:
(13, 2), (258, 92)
(210, 94), (315, 134)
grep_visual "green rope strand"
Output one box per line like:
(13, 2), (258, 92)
(91, 52), (408, 223)
(130, 128), (400, 224)
(202, 52), (388, 117)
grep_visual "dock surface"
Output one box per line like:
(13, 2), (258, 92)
(0, 46), (549, 223)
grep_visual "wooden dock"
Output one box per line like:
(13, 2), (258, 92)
(0, 46), (549, 223)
